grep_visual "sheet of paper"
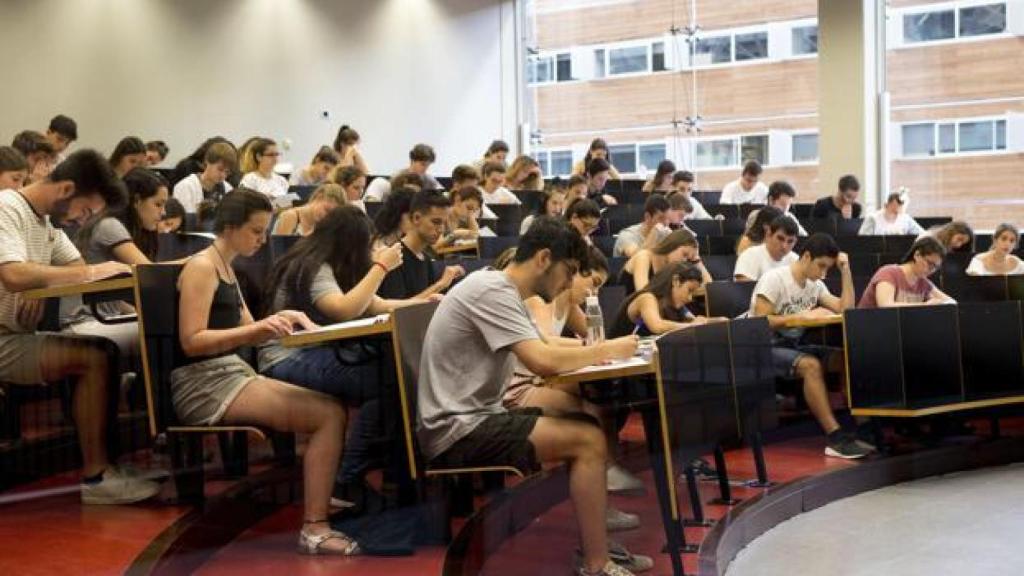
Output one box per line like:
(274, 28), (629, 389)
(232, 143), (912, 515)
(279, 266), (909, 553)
(297, 313), (389, 335)
(566, 355), (651, 376)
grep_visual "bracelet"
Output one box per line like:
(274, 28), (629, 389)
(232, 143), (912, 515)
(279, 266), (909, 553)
(372, 261), (389, 274)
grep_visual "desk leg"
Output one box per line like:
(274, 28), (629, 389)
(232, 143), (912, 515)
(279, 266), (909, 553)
(708, 445), (740, 506)
(640, 407), (691, 576)
(683, 466), (714, 528)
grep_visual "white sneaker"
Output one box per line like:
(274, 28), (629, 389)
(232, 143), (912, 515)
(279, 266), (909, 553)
(81, 467), (161, 505)
(606, 464), (646, 495)
(606, 506), (640, 532)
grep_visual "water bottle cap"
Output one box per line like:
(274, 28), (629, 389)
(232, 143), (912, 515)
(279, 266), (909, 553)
(585, 295), (599, 306)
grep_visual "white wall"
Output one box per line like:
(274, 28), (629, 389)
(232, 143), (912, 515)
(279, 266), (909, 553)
(0, 0), (518, 176)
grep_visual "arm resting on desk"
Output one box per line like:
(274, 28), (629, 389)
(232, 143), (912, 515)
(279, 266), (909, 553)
(0, 260), (89, 292)
(315, 266), (388, 321)
(511, 337), (635, 377)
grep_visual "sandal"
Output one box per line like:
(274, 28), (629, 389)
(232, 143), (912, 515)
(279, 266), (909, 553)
(297, 520), (361, 556)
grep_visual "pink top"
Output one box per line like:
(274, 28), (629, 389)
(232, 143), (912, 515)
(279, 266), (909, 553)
(858, 264), (935, 308)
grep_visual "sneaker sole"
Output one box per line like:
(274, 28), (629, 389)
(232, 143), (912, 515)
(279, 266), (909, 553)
(607, 520), (641, 532)
(824, 447), (869, 460)
(81, 487), (160, 505)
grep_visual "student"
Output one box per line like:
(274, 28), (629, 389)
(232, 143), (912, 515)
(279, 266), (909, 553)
(745, 181), (807, 238)
(859, 192), (924, 236)
(450, 164), (481, 192)
(968, 223), (1024, 276)
(736, 206), (784, 256)
(520, 188), (566, 235)
(621, 229), (710, 294)
(171, 136), (236, 187)
(748, 233), (867, 459)
(665, 192), (694, 228)
(45, 114), (78, 158)
(330, 165), (368, 213)
(109, 137), (147, 178)
(565, 198), (602, 244)
(719, 161), (768, 205)
(239, 138), (289, 200)
(613, 194), (671, 258)
(927, 220), (974, 252)
(332, 125), (369, 174)
(174, 189), (354, 554)
(363, 144), (441, 201)
(416, 216), (646, 576)
(378, 190), (465, 300)
(12, 130), (56, 185)
(0, 146), (29, 190)
(273, 183), (347, 236)
(291, 147), (340, 187)
(734, 215), (799, 281)
(438, 184), (483, 249)
(572, 138), (622, 179)
(565, 174), (589, 205)
(611, 262), (722, 338)
(172, 142), (236, 214)
(641, 160), (676, 194)
(160, 197), (186, 233)
(860, 236), (953, 307)
(478, 161), (521, 204)
(145, 141), (169, 167)
(65, 168), (169, 356)
(0, 149), (160, 504)
(811, 175), (862, 220)
(672, 171), (713, 220)
(585, 158), (618, 208)
(473, 139), (510, 170)
(506, 155), (544, 191)
(372, 186), (416, 249)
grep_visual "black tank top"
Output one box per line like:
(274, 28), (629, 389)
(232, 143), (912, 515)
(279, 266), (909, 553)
(619, 261), (655, 296)
(174, 278), (243, 368)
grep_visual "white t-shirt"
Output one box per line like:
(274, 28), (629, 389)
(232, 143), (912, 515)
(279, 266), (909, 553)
(734, 244), (798, 281)
(746, 209), (808, 236)
(750, 265), (830, 317)
(967, 254), (1024, 276)
(240, 171), (289, 199)
(720, 179), (768, 205)
(684, 195), (712, 220)
(481, 186), (521, 205)
(859, 209), (925, 236)
(172, 174), (234, 213)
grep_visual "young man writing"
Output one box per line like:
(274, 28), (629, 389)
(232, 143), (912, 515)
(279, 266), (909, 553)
(746, 181), (808, 236)
(672, 170), (713, 220)
(720, 161), (768, 205)
(612, 194), (670, 258)
(378, 189), (465, 300)
(364, 143), (442, 201)
(734, 216), (800, 281)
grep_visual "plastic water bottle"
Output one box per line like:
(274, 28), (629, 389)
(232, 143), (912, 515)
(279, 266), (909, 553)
(584, 295), (605, 346)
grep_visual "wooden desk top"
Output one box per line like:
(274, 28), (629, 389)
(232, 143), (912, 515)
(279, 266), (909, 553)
(851, 395), (1024, 418)
(781, 314), (843, 329)
(546, 355), (655, 386)
(282, 314), (392, 347)
(436, 242), (479, 256)
(22, 275), (135, 300)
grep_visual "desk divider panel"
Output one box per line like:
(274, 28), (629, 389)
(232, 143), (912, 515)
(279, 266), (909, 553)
(941, 275), (1008, 303)
(705, 281), (755, 319)
(958, 302), (1024, 400)
(845, 308), (905, 409)
(900, 306), (963, 408)
(1006, 276), (1024, 302)
(883, 235), (916, 255)
(728, 318), (778, 438)
(836, 236), (885, 254)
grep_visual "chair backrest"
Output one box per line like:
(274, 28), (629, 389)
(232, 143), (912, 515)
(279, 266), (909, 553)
(288, 185), (317, 203)
(269, 235), (302, 260)
(707, 235), (739, 256)
(390, 301), (441, 479)
(703, 203), (740, 220)
(705, 280), (756, 318)
(790, 203), (813, 220)
(720, 218), (746, 237)
(883, 235), (916, 255)
(693, 190), (722, 205)
(479, 236), (520, 259)
(134, 263), (185, 437)
(513, 190), (547, 215)
(836, 218), (864, 236)
(592, 235), (615, 258)
(973, 233), (994, 253)
(687, 220), (722, 237)
(157, 233), (212, 262)
(917, 216), (952, 230)
(598, 285), (627, 335)
(703, 254), (738, 281)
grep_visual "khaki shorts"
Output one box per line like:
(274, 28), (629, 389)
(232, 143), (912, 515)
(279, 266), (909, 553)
(0, 333), (48, 385)
(170, 354), (257, 426)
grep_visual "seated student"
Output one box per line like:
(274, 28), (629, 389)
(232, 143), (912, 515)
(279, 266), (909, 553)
(172, 142), (236, 215)
(478, 161), (521, 204)
(171, 136), (236, 187)
(290, 146), (340, 187)
(745, 181), (807, 237)
(736, 206), (784, 256)
(565, 174), (589, 205)
(239, 138), (289, 200)
(572, 138), (622, 179)
(144, 141), (169, 167)
(860, 236), (953, 307)
(45, 114), (78, 160)
(332, 125), (370, 174)
(12, 130), (57, 185)
(450, 163), (481, 192)
(720, 161), (768, 205)
(473, 139), (510, 170)
(109, 137), (147, 178)
(330, 165), (368, 213)
(160, 197), (186, 233)
(273, 183), (347, 236)
(748, 234), (868, 459)
(520, 187), (567, 235)
(438, 184), (483, 249)
(672, 170), (713, 220)
(565, 198), (602, 246)
(64, 168), (169, 357)
(641, 159), (676, 194)
(0, 150), (160, 504)
(175, 189), (354, 554)
(613, 194), (671, 258)
(968, 223), (1024, 276)
(372, 186), (416, 249)
(734, 215), (799, 281)
(859, 192), (924, 236)
(585, 158), (618, 208)
(416, 216), (647, 576)
(621, 229), (710, 294)
(926, 220), (974, 253)
(665, 192), (695, 229)
(362, 167), (427, 204)
(812, 174), (862, 220)
(610, 262), (723, 338)
(363, 144), (441, 202)
(378, 190), (465, 299)
(506, 155), (545, 191)
(0, 146), (29, 190)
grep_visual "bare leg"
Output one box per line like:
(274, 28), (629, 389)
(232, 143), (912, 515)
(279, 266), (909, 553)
(796, 356), (840, 435)
(520, 385), (622, 466)
(530, 416), (609, 573)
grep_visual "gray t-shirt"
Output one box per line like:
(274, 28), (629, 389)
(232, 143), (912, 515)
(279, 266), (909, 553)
(613, 224), (645, 257)
(257, 263), (344, 371)
(417, 269), (540, 460)
(67, 217), (134, 321)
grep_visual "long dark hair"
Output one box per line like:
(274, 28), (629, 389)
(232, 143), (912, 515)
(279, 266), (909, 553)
(76, 167), (166, 260)
(263, 206), (373, 317)
(628, 261), (703, 321)
(372, 186), (415, 242)
(745, 206), (783, 243)
(582, 138), (609, 172)
(109, 136), (145, 168)
(333, 125), (360, 154)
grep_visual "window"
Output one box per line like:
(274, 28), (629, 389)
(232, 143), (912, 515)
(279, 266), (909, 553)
(693, 35), (731, 65)
(527, 56), (553, 84)
(996, 119), (1007, 149)
(902, 123), (937, 156)
(556, 53), (573, 82)
(734, 32), (768, 61)
(904, 10), (956, 43)
(533, 152), (550, 176)
(550, 150), (574, 175)
(938, 123), (956, 154)
(900, 118), (1009, 157)
(638, 144), (667, 172)
(608, 45), (648, 75)
(741, 135), (769, 165)
(652, 42), (667, 72)
(792, 25), (818, 55)
(608, 144), (638, 173)
(593, 48), (606, 78)
(694, 139), (738, 168)
(792, 133), (819, 162)
(960, 3), (1006, 37)
(959, 120), (995, 151)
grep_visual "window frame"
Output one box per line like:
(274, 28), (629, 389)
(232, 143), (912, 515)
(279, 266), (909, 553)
(895, 0), (1011, 48)
(897, 115), (1013, 159)
(690, 132), (771, 171)
(790, 130), (821, 165)
(532, 148), (576, 177)
(602, 38), (655, 78)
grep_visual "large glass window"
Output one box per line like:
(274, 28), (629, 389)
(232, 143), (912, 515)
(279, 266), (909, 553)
(608, 45), (649, 75)
(734, 32), (768, 61)
(638, 143), (667, 172)
(550, 150), (574, 175)
(792, 133), (819, 162)
(694, 139), (738, 168)
(792, 25), (818, 55)
(903, 10), (956, 43)
(741, 135), (769, 164)
(959, 3), (1006, 37)
(693, 35), (731, 65)
(902, 124), (936, 157)
(608, 144), (638, 173)
(556, 52), (572, 82)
